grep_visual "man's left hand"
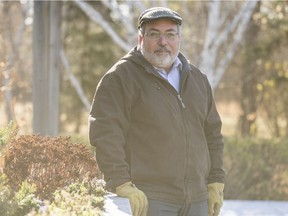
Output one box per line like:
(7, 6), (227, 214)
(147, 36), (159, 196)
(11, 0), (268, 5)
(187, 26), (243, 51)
(208, 182), (224, 216)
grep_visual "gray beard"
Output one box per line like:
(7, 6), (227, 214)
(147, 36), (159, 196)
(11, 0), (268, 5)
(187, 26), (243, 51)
(140, 45), (178, 70)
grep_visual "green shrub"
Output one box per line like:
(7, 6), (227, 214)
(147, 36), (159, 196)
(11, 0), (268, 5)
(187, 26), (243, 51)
(0, 172), (105, 216)
(29, 179), (105, 216)
(0, 173), (41, 216)
(0, 121), (18, 153)
(224, 136), (288, 200)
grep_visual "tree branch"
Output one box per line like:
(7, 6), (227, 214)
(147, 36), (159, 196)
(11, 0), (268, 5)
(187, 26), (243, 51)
(60, 49), (91, 112)
(74, 0), (131, 52)
(214, 1), (259, 88)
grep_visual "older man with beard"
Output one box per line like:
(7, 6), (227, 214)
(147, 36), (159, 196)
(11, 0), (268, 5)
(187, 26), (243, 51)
(89, 7), (225, 216)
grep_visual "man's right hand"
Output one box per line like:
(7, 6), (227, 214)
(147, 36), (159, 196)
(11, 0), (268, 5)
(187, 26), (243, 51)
(116, 181), (148, 216)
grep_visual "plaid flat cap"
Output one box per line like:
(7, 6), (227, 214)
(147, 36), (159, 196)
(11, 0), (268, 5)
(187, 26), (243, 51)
(138, 7), (182, 29)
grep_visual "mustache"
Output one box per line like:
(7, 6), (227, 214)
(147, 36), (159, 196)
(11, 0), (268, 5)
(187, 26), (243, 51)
(155, 47), (170, 52)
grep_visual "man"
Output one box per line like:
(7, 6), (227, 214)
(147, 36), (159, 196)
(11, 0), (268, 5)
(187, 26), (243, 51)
(89, 7), (225, 216)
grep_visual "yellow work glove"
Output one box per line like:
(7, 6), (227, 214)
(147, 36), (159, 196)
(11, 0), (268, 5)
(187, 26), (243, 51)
(208, 183), (224, 216)
(116, 181), (148, 216)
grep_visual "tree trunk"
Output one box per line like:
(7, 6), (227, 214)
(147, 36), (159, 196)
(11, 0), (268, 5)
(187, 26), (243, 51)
(2, 2), (16, 123)
(48, 1), (62, 135)
(239, 2), (261, 136)
(33, 1), (49, 135)
(33, 1), (62, 136)
(198, 1), (259, 90)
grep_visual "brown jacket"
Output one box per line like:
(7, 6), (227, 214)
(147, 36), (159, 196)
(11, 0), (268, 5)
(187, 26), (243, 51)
(89, 46), (225, 203)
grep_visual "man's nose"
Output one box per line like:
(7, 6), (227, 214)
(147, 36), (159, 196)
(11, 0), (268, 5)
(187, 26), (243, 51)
(157, 35), (168, 45)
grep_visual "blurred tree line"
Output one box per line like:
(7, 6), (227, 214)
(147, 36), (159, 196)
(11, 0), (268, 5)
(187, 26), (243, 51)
(225, 1), (288, 137)
(0, 1), (287, 138)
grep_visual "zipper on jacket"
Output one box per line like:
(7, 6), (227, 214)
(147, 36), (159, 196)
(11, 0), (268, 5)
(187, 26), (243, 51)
(177, 94), (186, 109)
(152, 70), (186, 109)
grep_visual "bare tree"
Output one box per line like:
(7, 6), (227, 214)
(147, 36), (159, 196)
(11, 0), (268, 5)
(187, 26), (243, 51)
(198, 0), (259, 90)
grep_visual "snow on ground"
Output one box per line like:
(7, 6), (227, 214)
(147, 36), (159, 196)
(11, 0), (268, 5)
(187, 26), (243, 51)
(104, 195), (288, 216)
(221, 200), (288, 216)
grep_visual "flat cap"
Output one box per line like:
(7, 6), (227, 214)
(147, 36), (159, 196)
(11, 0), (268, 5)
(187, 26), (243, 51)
(138, 7), (182, 29)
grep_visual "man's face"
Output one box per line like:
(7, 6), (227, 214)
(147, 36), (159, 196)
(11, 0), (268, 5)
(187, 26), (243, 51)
(139, 19), (181, 72)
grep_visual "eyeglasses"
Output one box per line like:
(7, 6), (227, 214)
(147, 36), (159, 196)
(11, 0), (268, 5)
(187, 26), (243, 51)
(144, 31), (179, 41)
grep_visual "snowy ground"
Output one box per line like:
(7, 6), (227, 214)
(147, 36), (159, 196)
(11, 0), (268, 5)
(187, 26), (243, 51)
(104, 195), (288, 216)
(221, 200), (288, 216)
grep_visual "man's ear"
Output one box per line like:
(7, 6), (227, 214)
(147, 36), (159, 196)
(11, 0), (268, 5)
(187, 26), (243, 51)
(138, 34), (143, 44)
